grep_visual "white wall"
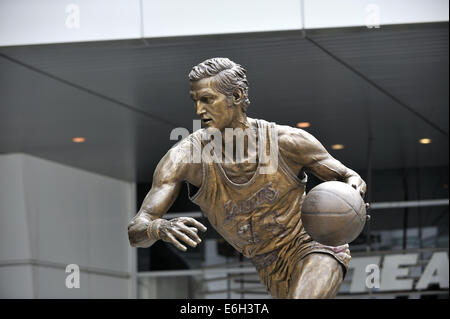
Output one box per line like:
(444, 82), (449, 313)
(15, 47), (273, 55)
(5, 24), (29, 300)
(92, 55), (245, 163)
(1, 0), (448, 47)
(0, 0), (141, 46)
(304, 0), (449, 29)
(0, 154), (135, 298)
(142, 0), (302, 38)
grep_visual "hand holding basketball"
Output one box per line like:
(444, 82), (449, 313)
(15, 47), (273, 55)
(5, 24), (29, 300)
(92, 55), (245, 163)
(345, 175), (367, 198)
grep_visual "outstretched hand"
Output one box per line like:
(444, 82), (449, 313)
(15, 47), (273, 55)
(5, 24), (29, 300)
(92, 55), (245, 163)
(158, 217), (207, 252)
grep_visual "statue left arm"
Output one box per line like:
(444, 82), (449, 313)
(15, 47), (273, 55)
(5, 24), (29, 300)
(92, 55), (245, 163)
(278, 125), (366, 198)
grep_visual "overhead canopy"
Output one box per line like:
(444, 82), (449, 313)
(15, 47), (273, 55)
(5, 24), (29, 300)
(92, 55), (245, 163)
(0, 23), (448, 182)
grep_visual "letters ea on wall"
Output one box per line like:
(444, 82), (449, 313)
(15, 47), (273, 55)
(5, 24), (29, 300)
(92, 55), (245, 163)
(348, 252), (449, 293)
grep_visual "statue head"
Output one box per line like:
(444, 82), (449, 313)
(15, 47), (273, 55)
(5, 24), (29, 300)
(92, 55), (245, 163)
(188, 57), (250, 113)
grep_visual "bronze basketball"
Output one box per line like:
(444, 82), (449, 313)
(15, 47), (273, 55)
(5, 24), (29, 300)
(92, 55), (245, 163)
(301, 181), (366, 246)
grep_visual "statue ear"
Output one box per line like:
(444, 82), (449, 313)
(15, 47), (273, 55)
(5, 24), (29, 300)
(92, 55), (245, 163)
(233, 89), (244, 105)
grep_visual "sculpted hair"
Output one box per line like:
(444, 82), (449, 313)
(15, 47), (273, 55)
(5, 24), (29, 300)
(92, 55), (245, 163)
(188, 57), (250, 113)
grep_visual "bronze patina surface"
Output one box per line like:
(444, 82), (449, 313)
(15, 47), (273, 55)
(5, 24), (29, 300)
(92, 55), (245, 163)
(128, 58), (366, 298)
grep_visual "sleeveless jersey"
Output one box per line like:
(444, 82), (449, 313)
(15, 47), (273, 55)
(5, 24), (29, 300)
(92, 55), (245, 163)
(187, 119), (312, 258)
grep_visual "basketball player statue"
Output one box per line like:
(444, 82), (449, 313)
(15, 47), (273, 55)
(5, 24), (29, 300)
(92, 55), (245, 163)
(128, 58), (367, 298)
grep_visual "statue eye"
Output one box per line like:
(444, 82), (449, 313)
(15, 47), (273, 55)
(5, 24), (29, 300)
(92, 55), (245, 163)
(201, 97), (212, 103)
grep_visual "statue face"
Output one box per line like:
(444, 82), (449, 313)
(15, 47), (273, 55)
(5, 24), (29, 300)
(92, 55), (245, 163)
(190, 77), (235, 131)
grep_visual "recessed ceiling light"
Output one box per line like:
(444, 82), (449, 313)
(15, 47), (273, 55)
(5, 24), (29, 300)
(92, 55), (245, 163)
(331, 144), (344, 150)
(419, 138), (431, 144)
(72, 137), (85, 143)
(297, 122), (311, 128)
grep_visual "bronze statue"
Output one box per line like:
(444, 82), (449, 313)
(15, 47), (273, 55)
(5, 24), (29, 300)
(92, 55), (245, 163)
(128, 58), (366, 298)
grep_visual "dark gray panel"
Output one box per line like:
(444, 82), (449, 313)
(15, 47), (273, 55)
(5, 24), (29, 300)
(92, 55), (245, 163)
(0, 56), (173, 181)
(0, 23), (448, 182)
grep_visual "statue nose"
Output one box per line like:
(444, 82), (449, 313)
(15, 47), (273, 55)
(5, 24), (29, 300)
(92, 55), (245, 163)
(196, 102), (205, 116)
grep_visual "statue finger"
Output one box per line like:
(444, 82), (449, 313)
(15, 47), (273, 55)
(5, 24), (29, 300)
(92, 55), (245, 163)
(172, 229), (198, 248)
(165, 233), (187, 252)
(178, 224), (202, 243)
(182, 218), (207, 232)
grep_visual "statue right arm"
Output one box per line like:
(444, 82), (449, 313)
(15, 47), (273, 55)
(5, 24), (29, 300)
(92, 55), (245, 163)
(127, 144), (206, 249)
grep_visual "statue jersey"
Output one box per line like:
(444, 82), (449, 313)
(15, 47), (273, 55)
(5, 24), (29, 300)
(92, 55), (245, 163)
(187, 119), (312, 258)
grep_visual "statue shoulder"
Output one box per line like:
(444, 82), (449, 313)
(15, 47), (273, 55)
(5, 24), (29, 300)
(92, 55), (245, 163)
(157, 133), (196, 172)
(170, 129), (205, 153)
(157, 130), (204, 182)
(276, 124), (319, 158)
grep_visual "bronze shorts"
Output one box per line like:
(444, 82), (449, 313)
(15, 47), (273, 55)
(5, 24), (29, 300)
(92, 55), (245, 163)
(250, 229), (351, 298)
